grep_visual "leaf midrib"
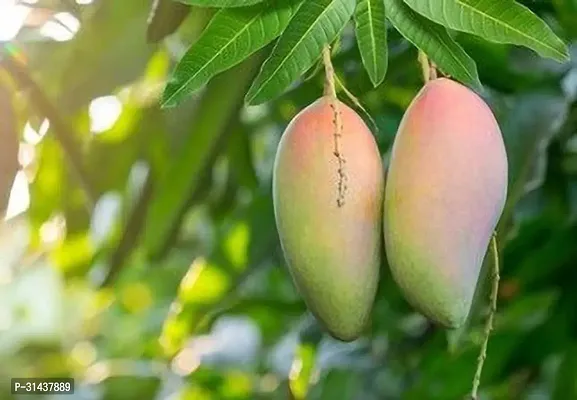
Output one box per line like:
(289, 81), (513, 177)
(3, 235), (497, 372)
(165, 10), (264, 104)
(249, 0), (345, 101)
(365, 0), (378, 75)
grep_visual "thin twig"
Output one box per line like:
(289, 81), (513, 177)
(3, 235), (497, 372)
(1, 53), (98, 206)
(470, 233), (500, 399)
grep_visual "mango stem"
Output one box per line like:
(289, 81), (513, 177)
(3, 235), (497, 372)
(334, 74), (379, 135)
(470, 233), (500, 399)
(418, 50), (437, 83)
(322, 45), (337, 99)
(322, 44), (346, 207)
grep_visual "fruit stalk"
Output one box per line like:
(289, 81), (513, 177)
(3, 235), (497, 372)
(322, 45), (347, 207)
(322, 45), (337, 99)
(418, 50), (437, 82)
(470, 233), (500, 399)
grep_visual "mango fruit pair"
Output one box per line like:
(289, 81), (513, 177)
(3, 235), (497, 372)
(273, 78), (508, 341)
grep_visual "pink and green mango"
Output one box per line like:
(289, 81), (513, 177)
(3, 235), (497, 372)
(273, 97), (384, 341)
(384, 78), (508, 329)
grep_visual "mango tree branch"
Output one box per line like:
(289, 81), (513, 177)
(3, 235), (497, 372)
(1, 52), (98, 206)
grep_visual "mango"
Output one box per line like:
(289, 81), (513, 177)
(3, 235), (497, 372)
(273, 96), (384, 341)
(384, 78), (508, 329)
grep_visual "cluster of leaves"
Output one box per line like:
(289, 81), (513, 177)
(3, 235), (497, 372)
(163, 0), (569, 107)
(0, 0), (576, 399)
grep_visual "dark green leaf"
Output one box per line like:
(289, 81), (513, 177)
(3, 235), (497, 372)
(498, 93), (569, 234)
(385, 0), (481, 90)
(553, 343), (577, 400)
(146, 0), (191, 43)
(354, 0), (388, 87)
(246, 0), (356, 105)
(403, 0), (569, 62)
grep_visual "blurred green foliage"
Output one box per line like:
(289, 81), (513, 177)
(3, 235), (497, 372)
(0, 1), (576, 399)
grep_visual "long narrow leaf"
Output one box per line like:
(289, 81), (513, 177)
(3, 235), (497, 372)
(385, 0), (481, 90)
(163, 1), (301, 107)
(354, 0), (388, 87)
(245, 0), (356, 105)
(403, 0), (569, 62)
(146, 0), (191, 43)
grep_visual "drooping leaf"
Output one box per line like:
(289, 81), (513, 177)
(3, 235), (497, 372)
(146, 0), (191, 43)
(177, 0), (264, 7)
(403, 0), (569, 62)
(354, 0), (388, 87)
(246, 0), (356, 105)
(384, 0), (481, 90)
(162, 1), (301, 107)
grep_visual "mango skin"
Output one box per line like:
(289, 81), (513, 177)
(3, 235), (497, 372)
(384, 78), (508, 329)
(273, 97), (384, 341)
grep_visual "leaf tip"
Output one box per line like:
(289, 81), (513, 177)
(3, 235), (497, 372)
(244, 83), (264, 106)
(472, 78), (484, 94)
(160, 92), (178, 109)
(366, 70), (386, 88)
(559, 49), (571, 63)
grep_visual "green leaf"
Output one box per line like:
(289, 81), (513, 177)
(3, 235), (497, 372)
(162, 2), (301, 107)
(403, 0), (569, 62)
(146, 0), (191, 43)
(245, 0), (356, 105)
(177, 0), (264, 7)
(384, 0), (481, 90)
(553, 344), (577, 400)
(498, 93), (569, 235)
(354, 0), (388, 87)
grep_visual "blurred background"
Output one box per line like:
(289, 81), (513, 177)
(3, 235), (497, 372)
(1, 0), (577, 399)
